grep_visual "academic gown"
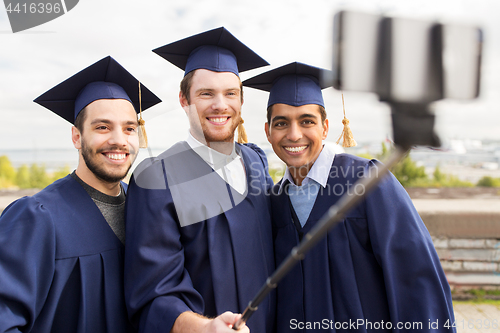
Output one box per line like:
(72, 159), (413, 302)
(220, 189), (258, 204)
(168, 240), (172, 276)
(124, 142), (276, 333)
(272, 154), (456, 332)
(0, 175), (134, 333)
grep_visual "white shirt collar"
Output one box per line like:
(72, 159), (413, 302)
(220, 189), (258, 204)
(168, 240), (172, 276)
(279, 143), (336, 193)
(186, 131), (239, 169)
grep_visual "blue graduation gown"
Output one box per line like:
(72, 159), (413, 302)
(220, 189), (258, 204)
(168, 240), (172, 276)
(0, 175), (134, 332)
(272, 154), (456, 332)
(124, 142), (276, 333)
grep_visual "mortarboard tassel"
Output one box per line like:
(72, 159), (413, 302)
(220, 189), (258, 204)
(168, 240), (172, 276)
(336, 92), (357, 148)
(237, 118), (248, 144)
(138, 82), (148, 148)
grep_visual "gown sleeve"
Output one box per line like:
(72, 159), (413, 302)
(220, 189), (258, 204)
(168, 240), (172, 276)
(0, 197), (56, 333)
(364, 159), (456, 331)
(124, 163), (204, 333)
(242, 142), (274, 192)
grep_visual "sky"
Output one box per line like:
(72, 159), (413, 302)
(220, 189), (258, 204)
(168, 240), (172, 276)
(1, 0), (499, 154)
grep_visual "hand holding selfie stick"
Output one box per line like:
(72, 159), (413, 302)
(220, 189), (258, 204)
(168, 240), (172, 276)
(233, 11), (482, 330)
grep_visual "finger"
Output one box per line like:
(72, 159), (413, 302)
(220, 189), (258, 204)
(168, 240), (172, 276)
(217, 311), (239, 326)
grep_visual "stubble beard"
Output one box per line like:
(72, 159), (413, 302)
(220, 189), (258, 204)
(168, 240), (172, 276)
(190, 105), (241, 145)
(80, 138), (134, 184)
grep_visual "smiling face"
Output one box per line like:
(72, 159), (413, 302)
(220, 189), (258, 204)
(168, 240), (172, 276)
(265, 103), (329, 185)
(72, 99), (139, 191)
(180, 69), (243, 146)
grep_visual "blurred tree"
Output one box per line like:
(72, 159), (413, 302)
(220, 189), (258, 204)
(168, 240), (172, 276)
(52, 165), (71, 182)
(268, 166), (285, 183)
(477, 176), (500, 187)
(375, 143), (473, 187)
(29, 164), (51, 189)
(433, 165), (445, 183)
(16, 165), (31, 189)
(377, 142), (427, 187)
(0, 155), (17, 188)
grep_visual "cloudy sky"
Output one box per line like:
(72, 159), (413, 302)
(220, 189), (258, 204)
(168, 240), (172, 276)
(1, 0), (499, 153)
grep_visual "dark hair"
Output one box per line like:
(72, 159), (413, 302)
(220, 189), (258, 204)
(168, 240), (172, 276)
(180, 69), (244, 104)
(74, 107), (87, 133)
(267, 104), (327, 124)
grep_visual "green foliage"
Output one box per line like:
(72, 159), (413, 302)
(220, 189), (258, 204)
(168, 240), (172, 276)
(15, 165), (31, 189)
(376, 143), (473, 188)
(424, 165), (474, 188)
(355, 153), (374, 160)
(16, 164), (52, 189)
(477, 176), (500, 187)
(433, 165), (445, 183)
(0, 157), (71, 189)
(29, 164), (51, 189)
(268, 166), (285, 183)
(377, 142), (428, 187)
(0, 155), (16, 187)
(51, 165), (71, 182)
(391, 155), (428, 187)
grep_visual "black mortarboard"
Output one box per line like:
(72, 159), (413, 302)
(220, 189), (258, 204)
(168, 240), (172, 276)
(152, 27), (269, 76)
(242, 62), (332, 108)
(34, 56), (162, 124)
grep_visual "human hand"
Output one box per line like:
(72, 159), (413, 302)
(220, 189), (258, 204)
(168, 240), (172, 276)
(204, 312), (249, 333)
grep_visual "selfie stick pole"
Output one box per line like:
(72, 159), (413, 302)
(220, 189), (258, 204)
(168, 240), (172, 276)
(232, 143), (409, 330)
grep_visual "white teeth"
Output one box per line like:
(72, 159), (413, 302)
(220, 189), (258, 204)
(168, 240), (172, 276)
(209, 117), (228, 123)
(107, 153), (126, 160)
(284, 146), (307, 153)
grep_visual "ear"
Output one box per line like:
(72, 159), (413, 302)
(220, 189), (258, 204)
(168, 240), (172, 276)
(179, 91), (189, 113)
(264, 122), (271, 143)
(322, 118), (329, 140)
(72, 126), (82, 149)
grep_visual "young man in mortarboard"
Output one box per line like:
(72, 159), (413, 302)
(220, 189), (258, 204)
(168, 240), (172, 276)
(124, 27), (275, 333)
(244, 62), (456, 332)
(0, 56), (161, 332)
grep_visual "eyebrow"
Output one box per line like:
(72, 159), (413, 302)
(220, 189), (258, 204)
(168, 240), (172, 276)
(271, 115), (289, 124)
(90, 119), (112, 125)
(271, 113), (318, 124)
(90, 119), (138, 126)
(195, 87), (241, 94)
(195, 88), (215, 94)
(298, 113), (319, 120)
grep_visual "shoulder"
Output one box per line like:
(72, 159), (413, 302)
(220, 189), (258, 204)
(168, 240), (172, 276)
(333, 153), (372, 168)
(131, 144), (183, 190)
(31, 174), (78, 203)
(0, 179), (67, 231)
(240, 142), (265, 155)
(239, 142), (269, 165)
(332, 153), (382, 177)
(132, 141), (204, 190)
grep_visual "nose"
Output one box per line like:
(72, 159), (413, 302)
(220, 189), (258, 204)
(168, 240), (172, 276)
(212, 94), (228, 111)
(108, 128), (128, 147)
(286, 122), (302, 142)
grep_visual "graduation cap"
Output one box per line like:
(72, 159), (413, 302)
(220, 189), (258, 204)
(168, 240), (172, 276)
(242, 62), (332, 108)
(34, 56), (161, 147)
(243, 62), (356, 147)
(152, 27), (269, 76)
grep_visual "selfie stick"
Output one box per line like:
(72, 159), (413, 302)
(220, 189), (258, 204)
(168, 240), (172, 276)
(233, 10), (481, 330)
(233, 145), (407, 330)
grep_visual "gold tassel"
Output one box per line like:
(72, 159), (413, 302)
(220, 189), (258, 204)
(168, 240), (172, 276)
(237, 118), (248, 144)
(336, 92), (357, 148)
(138, 82), (148, 148)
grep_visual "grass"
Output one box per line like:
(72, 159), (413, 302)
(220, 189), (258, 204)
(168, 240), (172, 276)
(453, 299), (500, 307)
(451, 288), (500, 307)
